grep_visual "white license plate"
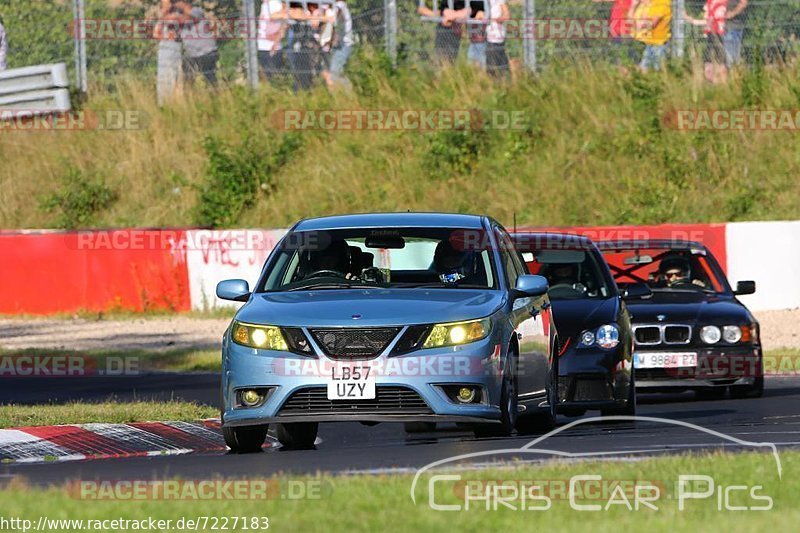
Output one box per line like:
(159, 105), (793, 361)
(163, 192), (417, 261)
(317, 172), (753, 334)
(327, 364), (376, 400)
(634, 352), (698, 369)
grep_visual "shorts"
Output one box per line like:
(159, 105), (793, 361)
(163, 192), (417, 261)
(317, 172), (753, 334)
(703, 34), (727, 65)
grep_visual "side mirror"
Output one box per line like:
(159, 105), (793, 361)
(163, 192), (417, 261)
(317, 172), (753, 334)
(621, 282), (652, 300)
(216, 279), (251, 302)
(735, 280), (756, 296)
(514, 274), (549, 298)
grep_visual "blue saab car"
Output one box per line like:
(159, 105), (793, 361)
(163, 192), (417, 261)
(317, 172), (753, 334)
(216, 213), (557, 451)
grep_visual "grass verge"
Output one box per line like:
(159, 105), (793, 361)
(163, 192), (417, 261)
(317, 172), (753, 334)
(0, 347), (220, 373)
(0, 451), (796, 531)
(0, 401), (217, 429)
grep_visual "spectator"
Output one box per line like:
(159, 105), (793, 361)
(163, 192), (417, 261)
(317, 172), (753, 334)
(685, 0), (729, 83)
(449, 1), (486, 69)
(258, 0), (287, 84)
(485, 0), (510, 79)
(182, 7), (218, 86)
(321, 0), (355, 89)
(724, 0), (747, 66)
(630, 0), (672, 72)
(593, 0), (639, 66)
(0, 16), (7, 72)
(418, 0), (463, 64)
(286, 2), (324, 91)
(155, 0), (192, 104)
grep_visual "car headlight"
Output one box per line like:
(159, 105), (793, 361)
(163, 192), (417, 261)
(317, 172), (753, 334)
(232, 321), (288, 350)
(423, 318), (491, 349)
(578, 324), (619, 349)
(722, 325), (742, 344)
(700, 325), (722, 344)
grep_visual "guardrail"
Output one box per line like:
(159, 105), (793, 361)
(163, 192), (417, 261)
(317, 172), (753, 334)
(0, 62), (71, 118)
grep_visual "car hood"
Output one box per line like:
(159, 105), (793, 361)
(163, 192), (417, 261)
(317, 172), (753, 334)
(235, 289), (506, 327)
(551, 297), (619, 339)
(626, 291), (752, 324)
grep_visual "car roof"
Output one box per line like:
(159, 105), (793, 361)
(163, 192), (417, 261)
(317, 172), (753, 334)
(292, 212), (489, 231)
(595, 239), (708, 252)
(511, 231), (597, 250)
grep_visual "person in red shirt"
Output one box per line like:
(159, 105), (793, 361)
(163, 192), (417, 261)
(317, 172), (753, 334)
(685, 0), (729, 83)
(594, 0), (639, 66)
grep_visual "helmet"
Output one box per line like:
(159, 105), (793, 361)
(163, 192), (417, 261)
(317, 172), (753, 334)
(434, 240), (478, 284)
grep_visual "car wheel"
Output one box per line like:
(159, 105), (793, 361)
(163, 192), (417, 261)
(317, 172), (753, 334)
(695, 387), (727, 400)
(404, 422), (437, 433)
(601, 372), (636, 418)
(473, 353), (518, 438)
(277, 422), (319, 449)
(730, 376), (764, 399)
(223, 425), (268, 453)
(515, 348), (558, 436)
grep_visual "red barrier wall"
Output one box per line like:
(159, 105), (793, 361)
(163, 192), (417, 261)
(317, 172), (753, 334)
(0, 230), (190, 314)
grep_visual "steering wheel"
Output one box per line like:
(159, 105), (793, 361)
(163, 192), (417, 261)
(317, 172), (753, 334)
(305, 269), (347, 279)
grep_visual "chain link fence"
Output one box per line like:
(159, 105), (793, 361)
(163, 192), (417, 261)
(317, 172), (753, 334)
(1, 0), (799, 98)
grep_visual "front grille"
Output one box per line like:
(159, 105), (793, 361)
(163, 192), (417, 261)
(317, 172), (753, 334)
(573, 379), (614, 402)
(278, 386), (432, 416)
(635, 326), (661, 345)
(309, 328), (400, 359)
(664, 325), (691, 344)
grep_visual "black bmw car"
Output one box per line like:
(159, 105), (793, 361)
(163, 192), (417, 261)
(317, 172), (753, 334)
(597, 239), (762, 399)
(513, 233), (636, 418)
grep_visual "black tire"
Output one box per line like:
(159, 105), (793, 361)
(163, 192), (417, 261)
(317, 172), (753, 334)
(516, 352), (557, 436)
(474, 353), (518, 438)
(223, 425), (268, 453)
(277, 422), (319, 449)
(601, 372), (636, 417)
(695, 387), (728, 400)
(404, 422), (437, 433)
(730, 376), (764, 399)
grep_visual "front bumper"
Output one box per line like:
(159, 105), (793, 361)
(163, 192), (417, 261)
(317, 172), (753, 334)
(635, 346), (762, 390)
(220, 334), (506, 428)
(555, 342), (631, 411)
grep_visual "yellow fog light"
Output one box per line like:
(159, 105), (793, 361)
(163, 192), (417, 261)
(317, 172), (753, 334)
(231, 321), (288, 350)
(423, 318), (491, 349)
(241, 389), (262, 407)
(457, 387), (476, 404)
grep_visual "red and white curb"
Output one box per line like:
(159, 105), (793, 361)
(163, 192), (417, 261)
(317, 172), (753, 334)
(0, 420), (275, 464)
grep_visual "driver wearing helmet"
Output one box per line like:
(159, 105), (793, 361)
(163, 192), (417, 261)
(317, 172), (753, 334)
(434, 240), (479, 285)
(658, 255), (703, 288)
(299, 239), (352, 279)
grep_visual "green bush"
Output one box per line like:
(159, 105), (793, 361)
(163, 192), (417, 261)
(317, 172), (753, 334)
(38, 167), (117, 229)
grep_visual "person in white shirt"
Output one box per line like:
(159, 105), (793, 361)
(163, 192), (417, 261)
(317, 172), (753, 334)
(258, 0), (287, 83)
(322, 0), (354, 88)
(485, 0), (509, 78)
(0, 17), (8, 72)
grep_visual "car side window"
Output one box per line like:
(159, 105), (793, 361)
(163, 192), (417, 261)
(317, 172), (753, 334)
(496, 229), (520, 290)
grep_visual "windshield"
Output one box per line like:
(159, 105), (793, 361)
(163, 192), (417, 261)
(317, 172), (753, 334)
(521, 249), (612, 300)
(601, 247), (727, 294)
(259, 228), (498, 291)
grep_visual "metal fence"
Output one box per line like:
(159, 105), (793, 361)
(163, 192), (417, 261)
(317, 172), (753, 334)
(1, 0), (799, 98)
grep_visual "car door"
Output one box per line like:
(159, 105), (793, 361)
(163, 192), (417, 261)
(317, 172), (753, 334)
(495, 228), (550, 403)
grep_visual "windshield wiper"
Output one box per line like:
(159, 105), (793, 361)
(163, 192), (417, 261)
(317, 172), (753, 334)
(287, 283), (381, 292)
(395, 282), (488, 289)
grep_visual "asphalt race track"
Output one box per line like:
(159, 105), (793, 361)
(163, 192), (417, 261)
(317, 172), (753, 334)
(3, 375), (799, 486)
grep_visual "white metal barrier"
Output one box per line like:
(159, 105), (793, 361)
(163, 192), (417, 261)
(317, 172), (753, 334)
(0, 63), (71, 118)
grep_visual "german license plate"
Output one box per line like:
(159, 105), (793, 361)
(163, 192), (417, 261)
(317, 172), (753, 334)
(634, 352), (698, 369)
(327, 364), (376, 400)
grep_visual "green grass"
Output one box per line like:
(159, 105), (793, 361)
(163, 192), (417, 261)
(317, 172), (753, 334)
(0, 401), (217, 429)
(0, 451), (796, 531)
(2, 55), (800, 230)
(0, 347), (221, 373)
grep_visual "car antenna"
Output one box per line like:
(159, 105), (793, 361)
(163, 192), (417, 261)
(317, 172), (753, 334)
(513, 212), (517, 234)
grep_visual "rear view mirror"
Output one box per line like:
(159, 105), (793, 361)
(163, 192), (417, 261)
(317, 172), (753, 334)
(365, 235), (405, 249)
(216, 279), (251, 302)
(623, 255), (653, 265)
(735, 280), (756, 296)
(621, 282), (652, 300)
